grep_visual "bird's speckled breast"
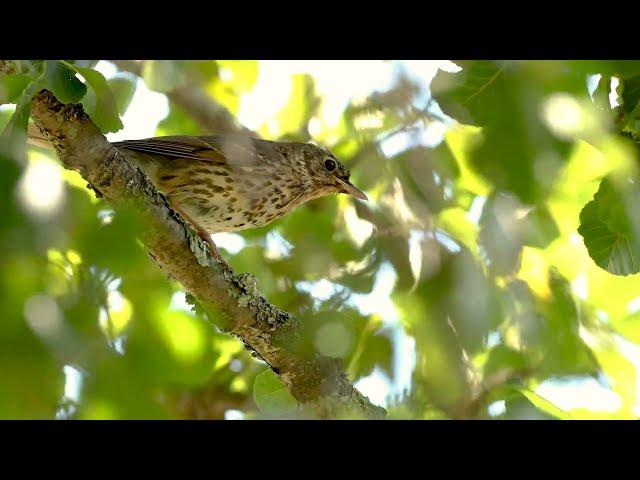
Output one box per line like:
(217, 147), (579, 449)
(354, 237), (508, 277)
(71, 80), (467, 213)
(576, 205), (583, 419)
(123, 149), (311, 233)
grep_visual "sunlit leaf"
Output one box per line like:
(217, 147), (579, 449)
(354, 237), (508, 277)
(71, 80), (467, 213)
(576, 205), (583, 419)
(253, 368), (298, 414)
(615, 311), (640, 345)
(216, 60), (258, 93)
(591, 345), (637, 409)
(276, 74), (320, 138)
(578, 177), (640, 275)
(509, 386), (572, 419)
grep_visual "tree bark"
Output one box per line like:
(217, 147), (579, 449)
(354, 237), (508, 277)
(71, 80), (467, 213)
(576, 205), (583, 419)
(3, 63), (385, 419)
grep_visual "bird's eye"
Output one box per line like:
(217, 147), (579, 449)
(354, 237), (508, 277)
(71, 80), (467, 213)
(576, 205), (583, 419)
(324, 159), (336, 171)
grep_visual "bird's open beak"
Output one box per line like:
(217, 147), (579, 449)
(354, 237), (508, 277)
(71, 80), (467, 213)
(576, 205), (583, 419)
(336, 178), (368, 201)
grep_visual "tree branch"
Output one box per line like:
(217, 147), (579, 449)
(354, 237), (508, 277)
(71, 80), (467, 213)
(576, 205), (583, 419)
(13, 79), (384, 418)
(111, 60), (254, 136)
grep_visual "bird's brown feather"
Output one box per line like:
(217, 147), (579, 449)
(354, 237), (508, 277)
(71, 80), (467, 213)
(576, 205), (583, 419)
(112, 135), (228, 162)
(113, 135), (364, 234)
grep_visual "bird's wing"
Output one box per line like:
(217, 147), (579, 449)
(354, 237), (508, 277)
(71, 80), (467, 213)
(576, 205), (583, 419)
(112, 135), (230, 163)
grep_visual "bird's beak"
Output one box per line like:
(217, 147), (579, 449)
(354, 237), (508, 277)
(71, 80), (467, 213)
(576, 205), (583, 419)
(336, 178), (368, 201)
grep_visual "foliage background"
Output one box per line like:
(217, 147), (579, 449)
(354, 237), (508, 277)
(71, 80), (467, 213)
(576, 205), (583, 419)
(2, 60), (640, 419)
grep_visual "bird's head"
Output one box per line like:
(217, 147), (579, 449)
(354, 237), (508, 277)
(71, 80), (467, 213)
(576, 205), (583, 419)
(280, 142), (368, 202)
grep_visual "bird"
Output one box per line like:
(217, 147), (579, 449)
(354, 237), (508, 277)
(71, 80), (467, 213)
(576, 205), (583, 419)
(109, 134), (368, 266)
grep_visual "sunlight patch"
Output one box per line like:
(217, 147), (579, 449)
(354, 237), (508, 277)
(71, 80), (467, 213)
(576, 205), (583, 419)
(17, 153), (65, 218)
(354, 367), (392, 407)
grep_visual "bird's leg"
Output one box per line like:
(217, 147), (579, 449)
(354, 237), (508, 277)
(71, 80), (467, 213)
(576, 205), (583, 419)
(170, 203), (231, 269)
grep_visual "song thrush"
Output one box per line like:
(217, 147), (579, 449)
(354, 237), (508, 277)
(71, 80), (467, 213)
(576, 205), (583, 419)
(112, 135), (368, 265)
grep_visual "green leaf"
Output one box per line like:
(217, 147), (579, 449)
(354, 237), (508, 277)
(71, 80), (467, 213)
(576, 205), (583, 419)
(350, 331), (394, 379)
(509, 386), (572, 419)
(14, 60), (44, 77)
(253, 369), (298, 414)
(479, 192), (525, 275)
(43, 60), (87, 103)
(392, 145), (459, 216)
(431, 60), (505, 127)
(615, 311), (640, 344)
(0, 99), (30, 161)
(0, 74), (33, 104)
(432, 61), (574, 203)
(71, 60), (100, 69)
(541, 269), (598, 375)
(142, 60), (186, 93)
(483, 345), (529, 377)
(108, 75), (137, 115)
(276, 74), (320, 138)
(70, 65), (123, 133)
(619, 75), (640, 119)
(567, 60), (640, 79)
(0, 106), (14, 132)
(523, 206), (560, 249)
(156, 101), (202, 136)
(578, 177), (640, 275)
(593, 346), (637, 408)
(592, 75), (612, 113)
(0, 77), (44, 161)
(216, 60), (259, 92)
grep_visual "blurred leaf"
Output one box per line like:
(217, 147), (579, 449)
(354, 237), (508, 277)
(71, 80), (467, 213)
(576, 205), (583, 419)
(578, 176), (640, 275)
(108, 75), (136, 116)
(0, 106), (14, 132)
(479, 192), (525, 275)
(540, 269), (598, 375)
(156, 101), (202, 136)
(334, 249), (380, 294)
(349, 330), (393, 379)
(68, 65), (123, 133)
(483, 344), (529, 378)
(185, 61), (219, 82)
(216, 60), (258, 93)
(354, 198), (415, 291)
(0, 74), (32, 104)
(592, 345), (637, 409)
(43, 61), (87, 103)
(0, 77), (44, 162)
(433, 61), (575, 203)
(567, 60), (640, 78)
(425, 248), (502, 353)
(523, 205), (560, 249)
(615, 311), (640, 344)
(0, 96), (30, 153)
(392, 145), (458, 216)
(276, 74), (320, 138)
(71, 60), (100, 69)
(13, 60), (43, 77)
(592, 75), (612, 114)
(431, 60), (505, 127)
(480, 192), (560, 276)
(509, 386), (572, 419)
(142, 60), (186, 93)
(253, 368), (298, 414)
(618, 75), (640, 120)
